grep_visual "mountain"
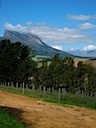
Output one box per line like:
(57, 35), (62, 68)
(0, 30), (74, 58)
(69, 50), (96, 58)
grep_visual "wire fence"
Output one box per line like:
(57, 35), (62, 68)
(1, 82), (96, 109)
(0, 82), (96, 102)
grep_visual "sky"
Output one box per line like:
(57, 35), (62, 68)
(0, 0), (96, 51)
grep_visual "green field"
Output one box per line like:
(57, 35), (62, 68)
(32, 55), (96, 68)
(32, 55), (51, 62)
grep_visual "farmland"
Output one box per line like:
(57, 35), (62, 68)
(85, 59), (96, 67)
(36, 57), (96, 70)
(73, 58), (89, 66)
(36, 56), (89, 68)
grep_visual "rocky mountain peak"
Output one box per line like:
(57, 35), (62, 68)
(1, 30), (74, 57)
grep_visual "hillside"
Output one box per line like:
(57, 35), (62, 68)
(0, 30), (75, 58)
(69, 50), (96, 58)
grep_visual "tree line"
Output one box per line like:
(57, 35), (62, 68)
(0, 39), (37, 84)
(0, 39), (96, 96)
(34, 54), (96, 96)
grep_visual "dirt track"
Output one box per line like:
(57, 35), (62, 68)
(0, 91), (96, 128)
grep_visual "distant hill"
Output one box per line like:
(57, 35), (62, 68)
(0, 30), (75, 58)
(69, 50), (96, 58)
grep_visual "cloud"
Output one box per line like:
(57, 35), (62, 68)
(68, 14), (96, 20)
(26, 22), (32, 26)
(5, 22), (27, 32)
(4, 22), (96, 44)
(78, 22), (96, 29)
(52, 45), (64, 51)
(70, 48), (74, 51)
(83, 45), (96, 51)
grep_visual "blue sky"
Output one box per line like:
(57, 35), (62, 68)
(0, 0), (96, 51)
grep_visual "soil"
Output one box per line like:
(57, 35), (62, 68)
(0, 90), (96, 128)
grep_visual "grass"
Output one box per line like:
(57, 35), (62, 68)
(0, 86), (96, 110)
(37, 61), (51, 68)
(0, 108), (25, 128)
(60, 94), (96, 109)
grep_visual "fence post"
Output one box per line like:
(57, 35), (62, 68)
(62, 88), (67, 94)
(58, 88), (61, 103)
(32, 85), (35, 91)
(52, 87), (54, 93)
(8, 82), (10, 87)
(48, 87), (51, 93)
(39, 86), (41, 91)
(16, 83), (18, 88)
(44, 86), (46, 94)
(26, 84), (28, 89)
(81, 90), (84, 98)
(22, 82), (24, 95)
(11, 81), (13, 87)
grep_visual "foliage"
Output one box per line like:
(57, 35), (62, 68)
(0, 39), (36, 83)
(35, 54), (96, 95)
(0, 39), (96, 96)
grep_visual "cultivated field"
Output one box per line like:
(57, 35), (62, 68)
(85, 60), (96, 67)
(74, 58), (89, 66)
(37, 58), (89, 68)
(0, 91), (96, 128)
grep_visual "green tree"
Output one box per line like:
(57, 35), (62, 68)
(0, 39), (36, 84)
(87, 66), (96, 96)
(62, 57), (76, 93)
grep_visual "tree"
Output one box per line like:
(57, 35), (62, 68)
(87, 66), (96, 96)
(62, 57), (76, 93)
(0, 39), (36, 84)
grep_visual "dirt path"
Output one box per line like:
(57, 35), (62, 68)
(0, 91), (96, 128)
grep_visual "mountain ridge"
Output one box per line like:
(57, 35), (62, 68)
(0, 30), (75, 58)
(69, 50), (96, 58)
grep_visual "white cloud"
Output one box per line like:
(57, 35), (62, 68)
(83, 45), (96, 51)
(52, 45), (64, 51)
(78, 22), (96, 29)
(4, 22), (96, 44)
(70, 48), (74, 51)
(4, 22), (27, 32)
(68, 14), (96, 20)
(26, 22), (32, 26)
